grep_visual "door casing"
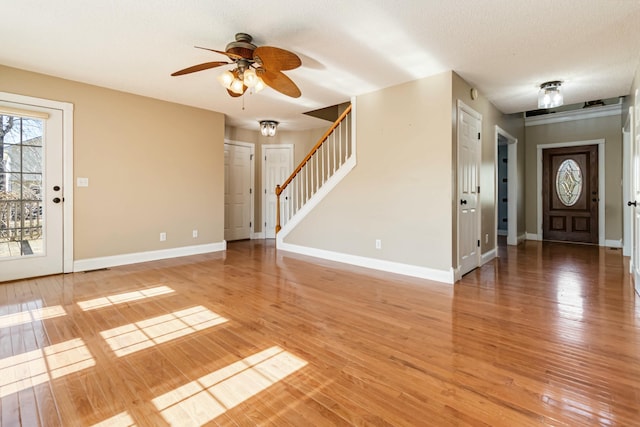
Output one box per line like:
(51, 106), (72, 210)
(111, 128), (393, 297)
(0, 91), (74, 276)
(536, 139), (605, 245)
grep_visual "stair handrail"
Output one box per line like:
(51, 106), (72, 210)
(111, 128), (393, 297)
(275, 103), (352, 233)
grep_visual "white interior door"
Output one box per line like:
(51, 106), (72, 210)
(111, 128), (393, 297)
(224, 143), (253, 241)
(632, 95), (640, 294)
(263, 145), (293, 239)
(0, 102), (64, 281)
(458, 101), (482, 276)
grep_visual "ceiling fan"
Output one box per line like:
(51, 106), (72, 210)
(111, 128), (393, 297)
(171, 33), (302, 98)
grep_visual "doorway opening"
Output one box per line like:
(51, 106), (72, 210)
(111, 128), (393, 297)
(495, 126), (518, 247)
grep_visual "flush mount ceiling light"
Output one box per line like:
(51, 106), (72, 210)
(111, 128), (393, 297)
(538, 81), (563, 109)
(259, 120), (278, 137)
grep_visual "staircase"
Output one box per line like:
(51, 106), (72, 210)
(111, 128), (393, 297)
(275, 103), (354, 238)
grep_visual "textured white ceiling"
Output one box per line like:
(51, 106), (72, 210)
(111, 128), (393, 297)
(2, 0), (640, 131)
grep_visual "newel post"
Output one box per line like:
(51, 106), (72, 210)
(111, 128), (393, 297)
(275, 184), (282, 233)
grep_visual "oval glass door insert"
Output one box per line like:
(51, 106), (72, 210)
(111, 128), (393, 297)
(556, 159), (583, 206)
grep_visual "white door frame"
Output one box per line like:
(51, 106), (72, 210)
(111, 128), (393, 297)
(494, 126), (518, 246)
(456, 100), (482, 278)
(536, 139), (605, 245)
(262, 144), (293, 239)
(0, 91), (74, 273)
(224, 139), (255, 239)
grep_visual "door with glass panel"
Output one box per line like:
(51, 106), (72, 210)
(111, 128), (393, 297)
(542, 145), (598, 244)
(0, 103), (63, 281)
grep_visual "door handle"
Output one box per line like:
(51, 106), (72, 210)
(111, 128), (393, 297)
(628, 201), (637, 207)
(460, 199), (467, 205)
(53, 197), (61, 204)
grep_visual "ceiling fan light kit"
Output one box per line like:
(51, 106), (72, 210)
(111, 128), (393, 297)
(172, 32), (301, 99)
(538, 80), (563, 108)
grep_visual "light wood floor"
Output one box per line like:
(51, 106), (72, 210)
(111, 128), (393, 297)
(1, 240), (639, 426)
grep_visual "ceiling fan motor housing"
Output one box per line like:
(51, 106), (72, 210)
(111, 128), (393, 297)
(226, 33), (257, 60)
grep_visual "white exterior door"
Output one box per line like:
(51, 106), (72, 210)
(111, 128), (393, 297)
(224, 142), (253, 241)
(457, 102), (482, 277)
(263, 145), (293, 239)
(0, 102), (64, 281)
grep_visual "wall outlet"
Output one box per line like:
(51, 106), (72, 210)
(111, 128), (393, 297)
(375, 239), (382, 249)
(160, 232), (166, 241)
(192, 229), (198, 238)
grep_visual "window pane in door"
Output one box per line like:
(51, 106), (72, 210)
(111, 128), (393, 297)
(0, 115), (44, 258)
(555, 159), (583, 207)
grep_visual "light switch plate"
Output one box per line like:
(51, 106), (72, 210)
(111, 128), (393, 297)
(77, 177), (89, 187)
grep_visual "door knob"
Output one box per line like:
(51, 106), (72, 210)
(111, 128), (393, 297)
(53, 185), (60, 191)
(628, 201), (637, 207)
(460, 199), (467, 205)
(53, 197), (61, 204)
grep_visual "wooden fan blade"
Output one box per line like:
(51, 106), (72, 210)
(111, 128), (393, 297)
(260, 69), (301, 98)
(254, 46), (301, 71)
(227, 86), (247, 97)
(195, 46), (244, 60)
(171, 61), (229, 76)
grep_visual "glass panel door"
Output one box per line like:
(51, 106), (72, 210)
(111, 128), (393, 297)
(0, 98), (64, 282)
(1, 115), (44, 258)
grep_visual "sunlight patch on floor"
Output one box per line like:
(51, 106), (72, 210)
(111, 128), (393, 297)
(0, 338), (95, 398)
(152, 346), (307, 426)
(0, 304), (66, 329)
(77, 285), (175, 311)
(91, 411), (137, 427)
(100, 306), (227, 357)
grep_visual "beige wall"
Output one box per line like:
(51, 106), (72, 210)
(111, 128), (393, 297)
(284, 71), (454, 272)
(0, 65), (225, 260)
(524, 114), (623, 241)
(225, 126), (327, 233)
(451, 73), (525, 256)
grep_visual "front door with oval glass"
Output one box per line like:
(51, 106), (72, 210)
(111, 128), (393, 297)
(543, 145), (598, 243)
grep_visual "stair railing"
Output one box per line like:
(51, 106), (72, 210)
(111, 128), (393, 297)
(275, 104), (353, 233)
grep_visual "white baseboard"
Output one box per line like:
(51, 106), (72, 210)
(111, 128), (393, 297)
(481, 249), (497, 265)
(453, 266), (462, 282)
(524, 233), (621, 248)
(251, 232), (265, 239)
(277, 241), (454, 284)
(74, 241), (227, 272)
(517, 233), (527, 244)
(604, 239), (622, 248)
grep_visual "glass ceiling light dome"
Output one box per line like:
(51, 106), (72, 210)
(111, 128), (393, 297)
(538, 81), (563, 109)
(260, 120), (278, 137)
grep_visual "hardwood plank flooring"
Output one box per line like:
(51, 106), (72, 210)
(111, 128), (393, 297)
(0, 240), (639, 426)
